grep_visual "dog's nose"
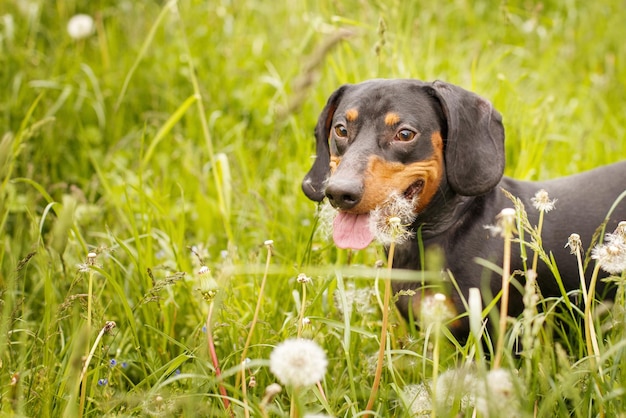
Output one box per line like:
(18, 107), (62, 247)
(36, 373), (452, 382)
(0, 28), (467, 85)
(325, 178), (363, 210)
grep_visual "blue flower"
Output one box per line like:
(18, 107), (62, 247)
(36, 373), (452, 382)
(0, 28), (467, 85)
(109, 359), (117, 367)
(98, 378), (108, 386)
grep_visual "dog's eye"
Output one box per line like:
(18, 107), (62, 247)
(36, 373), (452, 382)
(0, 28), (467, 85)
(334, 124), (348, 138)
(395, 129), (416, 142)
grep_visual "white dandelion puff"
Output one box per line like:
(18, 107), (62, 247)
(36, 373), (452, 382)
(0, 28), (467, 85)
(592, 241), (626, 275)
(269, 339), (328, 387)
(420, 293), (454, 328)
(315, 201), (338, 240)
(400, 383), (432, 417)
(475, 369), (520, 416)
(368, 192), (417, 245)
(67, 14), (95, 40)
(531, 189), (557, 213)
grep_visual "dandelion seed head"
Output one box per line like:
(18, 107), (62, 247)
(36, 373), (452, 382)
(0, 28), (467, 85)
(269, 339), (328, 387)
(592, 240), (626, 274)
(400, 383), (432, 417)
(368, 192), (417, 245)
(67, 14), (95, 40)
(420, 292), (454, 328)
(475, 369), (519, 416)
(333, 282), (376, 317)
(565, 233), (583, 254)
(297, 273), (312, 284)
(435, 367), (477, 411)
(315, 201), (338, 240)
(531, 189), (557, 212)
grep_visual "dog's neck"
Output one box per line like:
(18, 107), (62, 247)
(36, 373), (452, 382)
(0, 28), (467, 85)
(391, 191), (478, 270)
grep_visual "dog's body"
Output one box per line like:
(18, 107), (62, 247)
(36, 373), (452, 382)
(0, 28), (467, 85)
(302, 79), (626, 335)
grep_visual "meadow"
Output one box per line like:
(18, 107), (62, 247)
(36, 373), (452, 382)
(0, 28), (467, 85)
(1, 0), (626, 416)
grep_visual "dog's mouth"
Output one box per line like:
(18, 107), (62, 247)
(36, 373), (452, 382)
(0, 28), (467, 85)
(331, 179), (423, 250)
(403, 179), (425, 201)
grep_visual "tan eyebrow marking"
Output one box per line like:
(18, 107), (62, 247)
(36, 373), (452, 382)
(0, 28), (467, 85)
(346, 108), (359, 122)
(384, 112), (400, 126)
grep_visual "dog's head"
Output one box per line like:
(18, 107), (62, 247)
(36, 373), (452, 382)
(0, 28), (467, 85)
(302, 79), (505, 249)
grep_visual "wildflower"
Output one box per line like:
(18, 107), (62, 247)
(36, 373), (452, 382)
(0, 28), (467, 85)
(264, 239), (274, 247)
(420, 293), (454, 329)
(565, 233), (583, 254)
(531, 189), (557, 212)
(269, 339), (328, 387)
(198, 265), (210, 275)
(301, 317), (311, 326)
(121, 362), (128, 369)
(297, 273), (312, 284)
(97, 378), (108, 386)
(67, 14), (94, 40)
(109, 359), (117, 367)
(368, 192), (417, 245)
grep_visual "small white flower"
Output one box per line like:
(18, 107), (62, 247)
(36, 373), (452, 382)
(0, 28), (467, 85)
(197, 265), (210, 275)
(264, 239), (274, 247)
(269, 339), (328, 387)
(67, 14), (94, 40)
(531, 189), (557, 213)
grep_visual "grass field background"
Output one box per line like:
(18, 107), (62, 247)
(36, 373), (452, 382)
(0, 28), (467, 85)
(1, 0), (626, 416)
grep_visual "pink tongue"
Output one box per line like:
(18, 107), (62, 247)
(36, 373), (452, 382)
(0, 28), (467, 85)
(332, 212), (374, 250)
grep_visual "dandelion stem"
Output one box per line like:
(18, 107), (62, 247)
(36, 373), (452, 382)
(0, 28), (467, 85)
(297, 283), (307, 338)
(78, 321), (115, 416)
(365, 241), (396, 414)
(494, 225), (512, 369)
(584, 263), (604, 379)
(206, 301), (232, 415)
(78, 264), (96, 418)
(240, 242), (273, 417)
(531, 209), (545, 273)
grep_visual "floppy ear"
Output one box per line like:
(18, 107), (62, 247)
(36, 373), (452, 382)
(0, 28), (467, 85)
(302, 85), (349, 201)
(427, 80), (505, 196)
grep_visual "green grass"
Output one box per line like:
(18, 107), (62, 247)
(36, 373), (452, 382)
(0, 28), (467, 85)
(1, 0), (626, 416)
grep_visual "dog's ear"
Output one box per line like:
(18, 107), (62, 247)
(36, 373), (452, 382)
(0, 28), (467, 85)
(302, 85), (349, 201)
(427, 81), (505, 196)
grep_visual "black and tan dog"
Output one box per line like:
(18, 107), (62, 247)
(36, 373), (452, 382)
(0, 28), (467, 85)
(302, 79), (626, 335)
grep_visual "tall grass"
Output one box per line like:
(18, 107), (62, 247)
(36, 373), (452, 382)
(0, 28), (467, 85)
(1, 0), (626, 416)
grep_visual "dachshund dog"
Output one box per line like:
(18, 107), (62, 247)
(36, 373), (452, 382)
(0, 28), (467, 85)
(302, 79), (626, 336)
